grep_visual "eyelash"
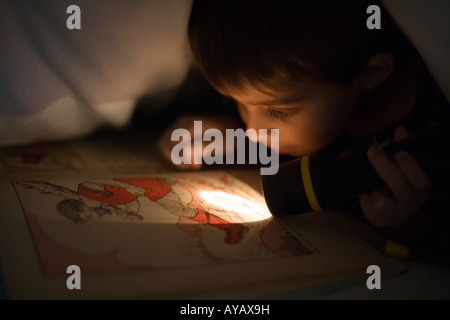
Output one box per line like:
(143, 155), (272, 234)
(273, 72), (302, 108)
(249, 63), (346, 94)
(267, 108), (296, 121)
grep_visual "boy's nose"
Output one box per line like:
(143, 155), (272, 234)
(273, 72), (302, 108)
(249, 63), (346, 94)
(245, 128), (259, 143)
(246, 114), (268, 143)
(246, 128), (278, 148)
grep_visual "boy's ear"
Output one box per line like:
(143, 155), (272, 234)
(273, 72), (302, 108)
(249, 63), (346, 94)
(359, 52), (395, 90)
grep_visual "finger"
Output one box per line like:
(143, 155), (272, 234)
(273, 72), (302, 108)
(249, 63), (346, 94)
(157, 138), (173, 165)
(393, 151), (432, 204)
(359, 192), (389, 227)
(159, 121), (203, 170)
(393, 126), (414, 143)
(359, 190), (403, 227)
(367, 146), (420, 217)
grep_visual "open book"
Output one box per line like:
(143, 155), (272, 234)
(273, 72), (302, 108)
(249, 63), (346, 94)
(0, 131), (403, 299)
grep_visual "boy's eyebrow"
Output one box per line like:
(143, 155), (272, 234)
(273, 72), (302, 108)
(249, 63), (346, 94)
(250, 92), (305, 106)
(224, 90), (305, 106)
(254, 97), (303, 106)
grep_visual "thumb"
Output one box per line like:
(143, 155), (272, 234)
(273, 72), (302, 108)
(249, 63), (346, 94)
(393, 126), (414, 143)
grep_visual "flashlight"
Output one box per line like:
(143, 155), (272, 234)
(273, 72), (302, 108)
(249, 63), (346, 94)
(261, 135), (436, 216)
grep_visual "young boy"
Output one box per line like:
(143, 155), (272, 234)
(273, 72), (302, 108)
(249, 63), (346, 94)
(159, 0), (449, 263)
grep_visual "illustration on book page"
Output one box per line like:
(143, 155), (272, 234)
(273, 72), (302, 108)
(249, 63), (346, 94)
(12, 172), (313, 276)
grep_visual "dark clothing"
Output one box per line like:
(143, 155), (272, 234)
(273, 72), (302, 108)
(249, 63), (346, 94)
(320, 65), (450, 265)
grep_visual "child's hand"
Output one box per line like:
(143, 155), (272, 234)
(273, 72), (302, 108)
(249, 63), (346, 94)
(157, 115), (243, 170)
(359, 126), (432, 227)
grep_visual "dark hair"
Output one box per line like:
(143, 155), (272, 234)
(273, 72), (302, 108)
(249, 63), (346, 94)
(188, 0), (419, 93)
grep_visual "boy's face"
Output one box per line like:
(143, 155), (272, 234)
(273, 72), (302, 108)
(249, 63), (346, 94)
(224, 79), (362, 157)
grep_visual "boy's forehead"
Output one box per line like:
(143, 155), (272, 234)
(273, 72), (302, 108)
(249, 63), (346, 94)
(222, 81), (308, 106)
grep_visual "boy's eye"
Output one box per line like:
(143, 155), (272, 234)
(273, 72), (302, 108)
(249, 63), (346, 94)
(267, 107), (298, 121)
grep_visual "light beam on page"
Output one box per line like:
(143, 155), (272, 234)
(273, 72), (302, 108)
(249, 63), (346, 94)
(199, 190), (272, 222)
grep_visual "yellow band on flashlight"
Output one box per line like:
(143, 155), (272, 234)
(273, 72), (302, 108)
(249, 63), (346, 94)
(301, 156), (322, 212)
(384, 239), (410, 260)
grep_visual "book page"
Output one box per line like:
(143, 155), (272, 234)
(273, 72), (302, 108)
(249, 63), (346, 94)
(0, 170), (403, 299)
(0, 130), (172, 180)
